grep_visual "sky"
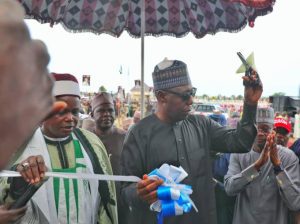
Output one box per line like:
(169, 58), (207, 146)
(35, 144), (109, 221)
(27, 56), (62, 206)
(26, 0), (300, 97)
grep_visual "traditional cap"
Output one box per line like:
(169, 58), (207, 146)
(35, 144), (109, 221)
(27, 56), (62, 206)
(152, 58), (191, 91)
(91, 92), (114, 111)
(256, 107), (274, 124)
(274, 117), (291, 133)
(52, 73), (80, 98)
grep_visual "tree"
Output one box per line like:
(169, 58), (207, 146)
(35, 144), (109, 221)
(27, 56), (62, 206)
(202, 94), (208, 99)
(272, 92), (285, 96)
(237, 95), (243, 100)
(98, 85), (107, 93)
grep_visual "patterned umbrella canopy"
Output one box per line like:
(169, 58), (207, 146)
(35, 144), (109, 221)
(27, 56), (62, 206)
(19, 0), (275, 117)
(19, 0), (275, 38)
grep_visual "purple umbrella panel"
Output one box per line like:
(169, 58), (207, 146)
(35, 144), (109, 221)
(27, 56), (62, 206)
(19, 0), (274, 38)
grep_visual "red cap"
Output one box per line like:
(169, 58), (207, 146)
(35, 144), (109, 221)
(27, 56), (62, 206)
(274, 117), (291, 133)
(51, 73), (80, 98)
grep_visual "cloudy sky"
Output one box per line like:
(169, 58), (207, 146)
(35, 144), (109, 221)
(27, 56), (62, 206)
(26, 0), (300, 97)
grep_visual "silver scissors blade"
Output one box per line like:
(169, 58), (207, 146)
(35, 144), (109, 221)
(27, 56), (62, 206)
(237, 52), (250, 70)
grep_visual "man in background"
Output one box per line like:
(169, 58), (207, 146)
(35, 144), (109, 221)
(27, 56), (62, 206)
(225, 107), (300, 224)
(274, 116), (292, 147)
(91, 93), (128, 224)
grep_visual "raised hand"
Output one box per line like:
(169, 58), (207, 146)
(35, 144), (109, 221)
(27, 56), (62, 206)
(243, 70), (263, 106)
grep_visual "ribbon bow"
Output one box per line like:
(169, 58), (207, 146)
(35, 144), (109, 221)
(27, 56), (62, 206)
(148, 164), (198, 224)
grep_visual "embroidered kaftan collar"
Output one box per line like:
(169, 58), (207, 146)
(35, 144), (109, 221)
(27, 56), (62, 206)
(43, 134), (73, 145)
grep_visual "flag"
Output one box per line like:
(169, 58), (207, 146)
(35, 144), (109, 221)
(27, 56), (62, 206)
(119, 65), (123, 74)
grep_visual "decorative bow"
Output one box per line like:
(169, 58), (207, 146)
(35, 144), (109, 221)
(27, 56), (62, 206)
(148, 164), (198, 224)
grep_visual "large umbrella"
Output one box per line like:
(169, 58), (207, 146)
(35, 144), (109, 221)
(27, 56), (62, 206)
(19, 0), (274, 37)
(18, 0), (275, 116)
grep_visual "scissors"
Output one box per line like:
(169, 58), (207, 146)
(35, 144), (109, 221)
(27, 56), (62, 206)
(237, 52), (261, 87)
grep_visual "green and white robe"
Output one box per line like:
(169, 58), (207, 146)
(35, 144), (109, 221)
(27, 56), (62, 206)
(1, 128), (117, 224)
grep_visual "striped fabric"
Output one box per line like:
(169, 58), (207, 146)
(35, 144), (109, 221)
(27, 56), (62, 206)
(47, 137), (95, 224)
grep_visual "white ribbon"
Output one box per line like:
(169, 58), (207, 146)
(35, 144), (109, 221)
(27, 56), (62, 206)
(0, 170), (141, 182)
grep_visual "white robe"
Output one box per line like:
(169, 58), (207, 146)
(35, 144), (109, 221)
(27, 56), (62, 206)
(16, 128), (100, 224)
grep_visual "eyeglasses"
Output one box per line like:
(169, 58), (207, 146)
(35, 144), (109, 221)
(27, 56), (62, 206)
(257, 126), (272, 134)
(163, 87), (197, 101)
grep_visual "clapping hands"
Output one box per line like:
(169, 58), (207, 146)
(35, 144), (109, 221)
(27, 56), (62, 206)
(254, 131), (280, 171)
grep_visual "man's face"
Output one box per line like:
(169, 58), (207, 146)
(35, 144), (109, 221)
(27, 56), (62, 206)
(42, 96), (80, 138)
(254, 123), (273, 150)
(93, 101), (115, 131)
(274, 127), (289, 146)
(162, 85), (195, 122)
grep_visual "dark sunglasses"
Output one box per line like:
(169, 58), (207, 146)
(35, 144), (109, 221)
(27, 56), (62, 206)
(163, 87), (197, 101)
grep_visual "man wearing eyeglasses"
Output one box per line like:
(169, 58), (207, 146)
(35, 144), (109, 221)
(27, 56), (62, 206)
(121, 60), (262, 224)
(121, 58), (262, 224)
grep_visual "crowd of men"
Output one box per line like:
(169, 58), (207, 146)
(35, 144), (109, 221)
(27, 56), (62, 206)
(1, 1), (300, 224)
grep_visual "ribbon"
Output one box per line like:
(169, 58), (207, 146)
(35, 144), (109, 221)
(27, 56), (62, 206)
(1, 164), (197, 224)
(148, 164), (198, 224)
(0, 170), (141, 182)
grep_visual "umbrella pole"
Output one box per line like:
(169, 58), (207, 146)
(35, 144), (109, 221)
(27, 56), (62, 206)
(140, 0), (145, 119)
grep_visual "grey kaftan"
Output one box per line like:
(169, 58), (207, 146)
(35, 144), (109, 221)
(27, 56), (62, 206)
(225, 146), (300, 224)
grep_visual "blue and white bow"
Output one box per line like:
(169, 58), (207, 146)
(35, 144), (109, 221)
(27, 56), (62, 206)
(148, 164), (198, 224)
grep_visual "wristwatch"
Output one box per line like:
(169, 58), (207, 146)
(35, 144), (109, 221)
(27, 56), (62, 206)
(273, 164), (284, 175)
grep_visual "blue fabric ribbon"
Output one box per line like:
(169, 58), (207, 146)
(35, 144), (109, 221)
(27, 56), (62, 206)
(148, 164), (197, 224)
